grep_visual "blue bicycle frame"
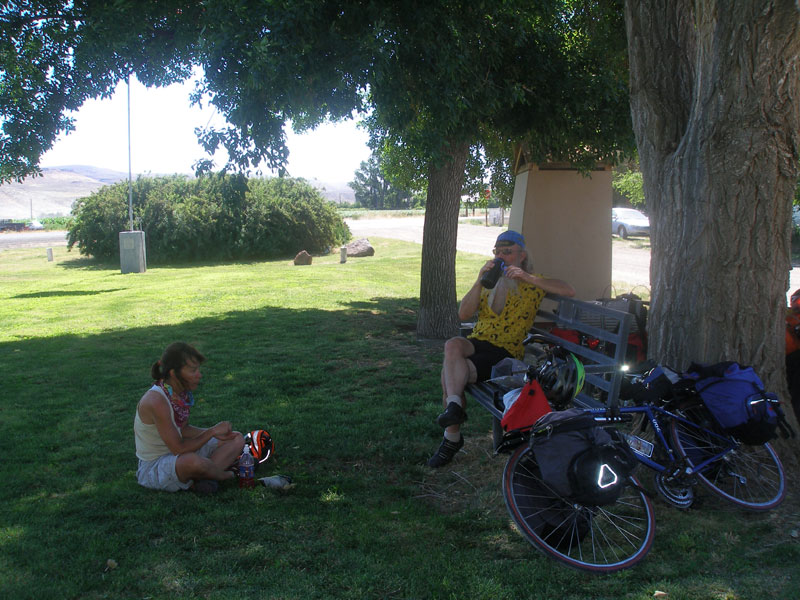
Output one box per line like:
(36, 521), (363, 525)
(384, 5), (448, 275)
(584, 403), (735, 478)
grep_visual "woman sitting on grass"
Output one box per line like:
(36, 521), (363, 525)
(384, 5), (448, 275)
(134, 342), (243, 494)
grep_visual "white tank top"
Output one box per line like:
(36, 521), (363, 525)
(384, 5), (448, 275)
(134, 385), (177, 461)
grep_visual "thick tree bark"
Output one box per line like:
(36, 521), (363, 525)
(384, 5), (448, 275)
(417, 142), (470, 339)
(626, 1), (800, 408)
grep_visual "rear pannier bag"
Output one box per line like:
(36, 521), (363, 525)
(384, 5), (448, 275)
(530, 409), (637, 506)
(514, 450), (591, 551)
(687, 362), (790, 445)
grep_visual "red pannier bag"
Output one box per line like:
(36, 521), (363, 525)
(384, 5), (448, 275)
(501, 378), (552, 432)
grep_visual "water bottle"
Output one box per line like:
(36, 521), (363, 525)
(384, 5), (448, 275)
(480, 258), (505, 289)
(238, 445), (255, 489)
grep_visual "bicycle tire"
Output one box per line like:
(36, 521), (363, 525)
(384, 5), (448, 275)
(670, 400), (786, 511)
(501, 444), (655, 573)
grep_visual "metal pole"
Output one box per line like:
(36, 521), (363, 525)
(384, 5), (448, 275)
(127, 75), (133, 231)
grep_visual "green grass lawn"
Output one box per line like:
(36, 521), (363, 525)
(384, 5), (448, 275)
(1, 240), (798, 599)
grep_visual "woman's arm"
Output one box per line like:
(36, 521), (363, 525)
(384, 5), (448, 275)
(138, 391), (231, 455)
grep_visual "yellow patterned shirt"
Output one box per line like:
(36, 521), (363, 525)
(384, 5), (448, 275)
(468, 277), (546, 359)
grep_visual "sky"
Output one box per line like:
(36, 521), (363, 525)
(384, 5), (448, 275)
(40, 75), (372, 184)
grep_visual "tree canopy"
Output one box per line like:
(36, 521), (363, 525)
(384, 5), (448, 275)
(0, 0), (202, 182)
(2, 0), (634, 337)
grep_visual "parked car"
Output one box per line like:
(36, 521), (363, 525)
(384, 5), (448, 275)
(612, 208), (649, 239)
(26, 220), (44, 230)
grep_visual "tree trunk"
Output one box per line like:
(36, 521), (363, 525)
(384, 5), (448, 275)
(417, 141), (470, 339)
(626, 1), (800, 410)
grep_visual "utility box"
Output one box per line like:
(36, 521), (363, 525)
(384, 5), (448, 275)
(509, 151), (612, 301)
(119, 231), (147, 274)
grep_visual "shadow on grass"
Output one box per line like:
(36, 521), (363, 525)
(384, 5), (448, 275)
(0, 296), (482, 599)
(12, 288), (126, 298)
(56, 253), (315, 271)
(4, 294), (796, 598)
(56, 255), (118, 270)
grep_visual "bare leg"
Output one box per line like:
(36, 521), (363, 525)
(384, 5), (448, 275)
(438, 337), (479, 435)
(441, 336), (477, 401)
(175, 432), (244, 483)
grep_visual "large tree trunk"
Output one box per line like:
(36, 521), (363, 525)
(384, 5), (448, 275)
(417, 142), (470, 339)
(625, 1), (800, 410)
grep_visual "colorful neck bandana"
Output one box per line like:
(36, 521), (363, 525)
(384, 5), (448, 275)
(156, 380), (194, 429)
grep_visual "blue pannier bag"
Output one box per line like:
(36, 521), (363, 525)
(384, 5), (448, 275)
(686, 362), (792, 445)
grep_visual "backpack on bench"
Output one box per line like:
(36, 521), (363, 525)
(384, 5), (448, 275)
(530, 409), (638, 506)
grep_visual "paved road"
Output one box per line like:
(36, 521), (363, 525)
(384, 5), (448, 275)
(0, 230), (68, 250)
(5, 222), (797, 301)
(1, 221), (649, 284)
(347, 216), (800, 300)
(347, 216), (652, 286)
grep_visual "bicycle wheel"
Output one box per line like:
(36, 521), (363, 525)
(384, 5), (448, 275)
(670, 401), (786, 510)
(501, 444), (655, 573)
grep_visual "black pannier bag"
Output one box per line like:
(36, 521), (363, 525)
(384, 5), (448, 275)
(514, 449), (591, 551)
(531, 409), (638, 506)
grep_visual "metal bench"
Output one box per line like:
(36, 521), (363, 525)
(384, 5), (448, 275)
(464, 293), (635, 452)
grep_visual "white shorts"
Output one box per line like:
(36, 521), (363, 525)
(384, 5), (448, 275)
(136, 438), (219, 492)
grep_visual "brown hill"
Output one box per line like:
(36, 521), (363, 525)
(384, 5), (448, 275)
(0, 166), (127, 219)
(0, 166), (355, 220)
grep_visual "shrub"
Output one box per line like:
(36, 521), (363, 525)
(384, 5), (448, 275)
(240, 178), (349, 257)
(67, 184), (129, 259)
(67, 174), (350, 263)
(40, 216), (72, 229)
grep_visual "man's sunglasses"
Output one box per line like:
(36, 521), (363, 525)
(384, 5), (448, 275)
(493, 247), (516, 256)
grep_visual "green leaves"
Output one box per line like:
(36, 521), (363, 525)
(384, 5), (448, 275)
(612, 166), (646, 207)
(349, 152), (421, 210)
(3, 1), (634, 183)
(67, 174), (349, 262)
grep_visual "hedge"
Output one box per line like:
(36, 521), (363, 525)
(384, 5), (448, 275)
(67, 174), (350, 263)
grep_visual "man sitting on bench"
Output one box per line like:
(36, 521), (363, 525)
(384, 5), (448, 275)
(427, 230), (575, 468)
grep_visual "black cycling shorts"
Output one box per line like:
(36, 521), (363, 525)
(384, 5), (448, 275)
(467, 338), (512, 382)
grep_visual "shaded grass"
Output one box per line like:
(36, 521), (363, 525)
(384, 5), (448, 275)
(1, 240), (798, 599)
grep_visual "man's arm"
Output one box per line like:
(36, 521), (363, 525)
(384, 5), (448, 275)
(505, 266), (576, 297)
(458, 259), (497, 320)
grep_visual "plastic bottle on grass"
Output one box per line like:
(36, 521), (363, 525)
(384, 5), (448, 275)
(238, 445), (255, 489)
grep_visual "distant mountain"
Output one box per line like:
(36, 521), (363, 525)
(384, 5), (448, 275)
(0, 166), (355, 219)
(45, 165), (131, 184)
(303, 178), (356, 204)
(0, 166), (127, 219)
